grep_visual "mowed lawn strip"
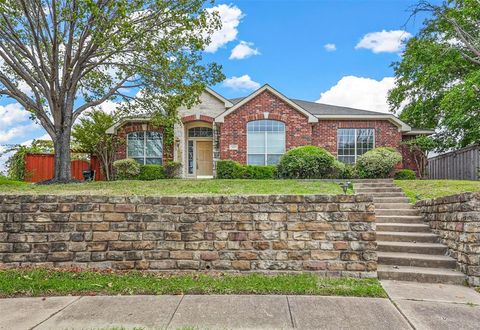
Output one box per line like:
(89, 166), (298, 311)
(395, 179), (480, 203)
(0, 269), (386, 298)
(0, 178), (347, 196)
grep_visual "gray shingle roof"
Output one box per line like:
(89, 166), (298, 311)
(229, 97), (386, 116)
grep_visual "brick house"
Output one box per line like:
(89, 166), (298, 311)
(106, 85), (433, 178)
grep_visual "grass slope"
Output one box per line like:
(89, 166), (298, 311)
(395, 179), (480, 202)
(0, 269), (386, 298)
(0, 179), (346, 196)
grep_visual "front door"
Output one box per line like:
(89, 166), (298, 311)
(196, 141), (213, 176)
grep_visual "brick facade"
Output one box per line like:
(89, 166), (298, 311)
(115, 122), (173, 164)
(219, 90), (313, 163)
(0, 194), (377, 277)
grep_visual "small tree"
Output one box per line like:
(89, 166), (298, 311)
(402, 135), (437, 179)
(72, 111), (120, 181)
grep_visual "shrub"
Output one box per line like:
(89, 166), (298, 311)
(164, 161), (182, 179)
(394, 169), (417, 180)
(245, 165), (277, 179)
(335, 162), (357, 179)
(216, 160), (277, 179)
(355, 147), (402, 179)
(113, 159), (141, 180)
(216, 160), (244, 179)
(138, 164), (165, 180)
(277, 146), (337, 179)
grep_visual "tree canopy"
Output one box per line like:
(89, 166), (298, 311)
(388, 0), (480, 150)
(0, 0), (224, 182)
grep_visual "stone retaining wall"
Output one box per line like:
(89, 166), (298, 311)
(416, 193), (480, 286)
(0, 194), (376, 277)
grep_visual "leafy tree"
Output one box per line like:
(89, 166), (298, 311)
(389, 0), (480, 150)
(72, 110), (120, 181)
(0, 0), (224, 183)
(402, 135), (437, 178)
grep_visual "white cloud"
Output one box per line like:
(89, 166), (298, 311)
(0, 103), (29, 127)
(355, 30), (412, 53)
(317, 76), (396, 113)
(0, 123), (39, 143)
(324, 43), (337, 52)
(229, 41), (260, 60)
(223, 75), (260, 91)
(205, 4), (243, 53)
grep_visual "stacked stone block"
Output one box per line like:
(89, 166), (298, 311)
(0, 194), (377, 277)
(416, 192), (480, 285)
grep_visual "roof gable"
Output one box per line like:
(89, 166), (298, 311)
(215, 85), (318, 123)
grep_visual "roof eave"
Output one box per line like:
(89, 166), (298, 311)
(106, 117), (151, 134)
(314, 114), (412, 132)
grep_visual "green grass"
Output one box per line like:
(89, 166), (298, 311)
(0, 176), (28, 186)
(0, 179), (347, 196)
(395, 179), (480, 203)
(0, 269), (386, 298)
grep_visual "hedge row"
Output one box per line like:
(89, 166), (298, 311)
(112, 159), (181, 180)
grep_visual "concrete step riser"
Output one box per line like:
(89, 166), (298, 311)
(352, 180), (393, 183)
(377, 224), (431, 233)
(378, 244), (446, 255)
(378, 271), (465, 285)
(373, 198), (410, 203)
(376, 216), (425, 224)
(377, 233), (438, 243)
(356, 188), (403, 193)
(374, 203), (413, 210)
(355, 184), (398, 189)
(360, 193), (406, 197)
(376, 209), (419, 216)
(378, 256), (457, 269)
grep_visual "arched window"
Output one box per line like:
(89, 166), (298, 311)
(247, 120), (285, 165)
(127, 131), (163, 165)
(188, 127), (213, 138)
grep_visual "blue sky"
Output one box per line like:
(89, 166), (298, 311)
(0, 0), (435, 172)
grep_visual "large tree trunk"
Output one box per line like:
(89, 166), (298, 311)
(53, 127), (73, 183)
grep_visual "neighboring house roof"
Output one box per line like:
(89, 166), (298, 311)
(215, 84), (319, 123)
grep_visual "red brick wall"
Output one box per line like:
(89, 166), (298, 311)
(219, 90), (313, 163)
(115, 122), (172, 163)
(312, 120), (403, 156)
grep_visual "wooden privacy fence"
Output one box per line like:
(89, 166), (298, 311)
(25, 153), (103, 182)
(427, 145), (480, 180)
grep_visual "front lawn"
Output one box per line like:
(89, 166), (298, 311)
(0, 269), (386, 298)
(395, 179), (480, 202)
(0, 179), (347, 196)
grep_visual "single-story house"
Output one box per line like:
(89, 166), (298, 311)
(106, 85), (433, 178)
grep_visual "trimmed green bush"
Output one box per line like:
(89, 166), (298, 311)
(216, 160), (277, 179)
(113, 159), (141, 180)
(277, 146), (337, 179)
(164, 161), (182, 179)
(245, 165), (277, 179)
(394, 169), (417, 180)
(335, 162), (357, 179)
(216, 160), (243, 179)
(355, 147), (402, 179)
(138, 164), (165, 180)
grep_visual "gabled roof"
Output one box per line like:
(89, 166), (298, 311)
(215, 84), (319, 123)
(205, 87), (234, 107)
(106, 117), (150, 134)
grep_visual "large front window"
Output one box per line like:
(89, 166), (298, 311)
(337, 128), (375, 164)
(247, 120), (285, 165)
(127, 131), (163, 165)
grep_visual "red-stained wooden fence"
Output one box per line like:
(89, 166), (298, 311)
(25, 154), (103, 182)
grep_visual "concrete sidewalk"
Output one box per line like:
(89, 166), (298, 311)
(0, 281), (478, 330)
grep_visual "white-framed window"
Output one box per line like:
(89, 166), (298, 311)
(337, 128), (375, 164)
(127, 131), (163, 165)
(247, 120), (286, 165)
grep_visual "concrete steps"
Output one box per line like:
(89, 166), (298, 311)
(377, 241), (448, 254)
(377, 223), (431, 233)
(353, 179), (466, 285)
(378, 252), (457, 268)
(377, 265), (465, 285)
